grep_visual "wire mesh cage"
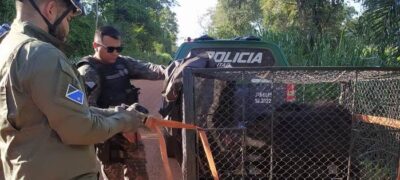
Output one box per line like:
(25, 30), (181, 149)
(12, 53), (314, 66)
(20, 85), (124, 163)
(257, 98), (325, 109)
(182, 67), (400, 180)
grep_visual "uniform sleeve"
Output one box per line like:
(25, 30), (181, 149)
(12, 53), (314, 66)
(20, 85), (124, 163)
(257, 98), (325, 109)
(28, 47), (146, 145)
(123, 56), (165, 80)
(77, 64), (101, 106)
(89, 106), (116, 116)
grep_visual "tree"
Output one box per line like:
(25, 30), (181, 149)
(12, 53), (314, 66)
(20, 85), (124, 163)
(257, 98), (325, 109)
(294, 0), (354, 49)
(56, 0), (177, 63)
(94, 0), (178, 63)
(260, 0), (297, 31)
(208, 0), (354, 42)
(66, 12), (97, 59)
(357, 0), (400, 63)
(0, 0), (15, 23)
(208, 0), (263, 38)
(157, 8), (178, 55)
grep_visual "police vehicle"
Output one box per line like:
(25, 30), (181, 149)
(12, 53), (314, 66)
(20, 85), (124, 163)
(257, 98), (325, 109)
(170, 36), (297, 179)
(173, 35), (295, 120)
(174, 35), (289, 67)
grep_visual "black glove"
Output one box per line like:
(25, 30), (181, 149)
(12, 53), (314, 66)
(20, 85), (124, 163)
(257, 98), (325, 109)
(115, 103), (148, 132)
(126, 103), (150, 125)
(118, 103), (149, 114)
(130, 103), (149, 114)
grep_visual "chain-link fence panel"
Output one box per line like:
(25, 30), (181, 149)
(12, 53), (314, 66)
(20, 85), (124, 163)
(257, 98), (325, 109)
(182, 67), (400, 180)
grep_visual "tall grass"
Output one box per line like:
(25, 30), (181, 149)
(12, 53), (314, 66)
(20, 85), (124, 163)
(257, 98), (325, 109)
(260, 28), (398, 67)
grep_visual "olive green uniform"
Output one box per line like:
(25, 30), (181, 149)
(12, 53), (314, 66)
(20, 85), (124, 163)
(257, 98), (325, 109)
(0, 20), (146, 180)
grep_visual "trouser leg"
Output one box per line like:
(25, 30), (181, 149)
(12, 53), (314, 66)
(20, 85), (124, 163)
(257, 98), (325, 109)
(123, 141), (148, 180)
(103, 163), (124, 180)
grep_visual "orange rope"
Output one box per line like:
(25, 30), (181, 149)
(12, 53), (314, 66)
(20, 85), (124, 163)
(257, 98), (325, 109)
(198, 130), (219, 179)
(354, 114), (400, 129)
(145, 117), (219, 180)
(154, 126), (174, 180)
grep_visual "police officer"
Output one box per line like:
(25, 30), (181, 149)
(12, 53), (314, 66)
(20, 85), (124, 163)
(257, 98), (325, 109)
(77, 26), (165, 180)
(0, 0), (149, 179)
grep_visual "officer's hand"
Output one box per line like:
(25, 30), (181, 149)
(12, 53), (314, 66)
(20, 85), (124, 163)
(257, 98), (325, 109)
(127, 103), (149, 114)
(127, 103), (157, 132)
(115, 104), (148, 132)
(126, 103), (152, 131)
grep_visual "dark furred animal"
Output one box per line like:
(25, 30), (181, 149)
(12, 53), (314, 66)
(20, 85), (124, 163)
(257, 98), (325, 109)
(160, 61), (358, 178)
(199, 96), (357, 179)
(266, 103), (355, 179)
(189, 75), (358, 178)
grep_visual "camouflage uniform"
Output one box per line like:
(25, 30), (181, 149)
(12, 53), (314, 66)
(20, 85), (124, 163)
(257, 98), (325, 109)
(78, 55), (164, 180)
(102, 137), (147, 180)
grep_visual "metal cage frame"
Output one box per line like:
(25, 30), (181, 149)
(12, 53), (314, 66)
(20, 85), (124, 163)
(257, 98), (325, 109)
(181, 67), (400, 180)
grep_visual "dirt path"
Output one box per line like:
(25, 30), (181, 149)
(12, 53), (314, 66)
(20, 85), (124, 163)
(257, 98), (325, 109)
(134, 80), (164, 118)
(142, 132), (182, 180)
(134, 80), (182, 180)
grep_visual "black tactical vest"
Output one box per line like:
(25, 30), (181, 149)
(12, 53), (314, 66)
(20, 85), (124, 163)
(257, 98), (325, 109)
(78, 57), (139, 108)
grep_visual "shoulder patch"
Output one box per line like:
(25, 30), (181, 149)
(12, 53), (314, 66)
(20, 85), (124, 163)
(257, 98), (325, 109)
(65, 84), (84, 105)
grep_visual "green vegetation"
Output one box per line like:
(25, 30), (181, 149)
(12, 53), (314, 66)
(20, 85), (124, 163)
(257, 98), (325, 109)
(1, 0), (399, 66)
(359, 160), (394, 179)
(0, 0), (178, 65)
(295, 83), (341, 103)
(0, 0), (14, 24)
(71, 0), (178, 64)
(206, 0), (400, 67)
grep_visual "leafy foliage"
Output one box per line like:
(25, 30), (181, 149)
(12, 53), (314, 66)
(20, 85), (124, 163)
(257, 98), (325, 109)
(206, 0), (399, 66)
(66, 13), (97, 58)
(0, 0), (14, 24)
(357, 0), (400, 65)
(208, 0), (263, 38)
(260, 0), (297, 31)
(90, 0), (178, 64)
(1, 0), (178, 64)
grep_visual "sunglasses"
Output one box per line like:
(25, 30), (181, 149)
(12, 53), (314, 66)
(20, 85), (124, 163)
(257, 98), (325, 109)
(97, 43), (124, 53)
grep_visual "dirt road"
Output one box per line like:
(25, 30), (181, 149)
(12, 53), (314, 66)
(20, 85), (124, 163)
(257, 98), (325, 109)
(134, 80), (182, 180)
